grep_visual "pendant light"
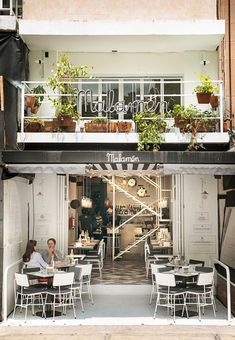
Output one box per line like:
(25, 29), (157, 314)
(81, 176), (93, 208)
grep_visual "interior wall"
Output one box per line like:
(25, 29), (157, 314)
(183, 175), (218, 265)
(3, 178), (30, 316)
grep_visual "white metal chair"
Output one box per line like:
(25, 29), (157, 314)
(13, 273), (45, 322)
(70, 264), (93, 312)
(45, 272), (76, 321)
(85, 240), (105, 278)
(149, 263), (166, 304)
(154, 272), (188, 322)
(185, 271), (216, 321)
(144, 242), (156, 278)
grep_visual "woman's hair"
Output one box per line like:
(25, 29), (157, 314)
(23, 240), (37, 262)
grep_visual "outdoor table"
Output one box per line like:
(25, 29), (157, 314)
(26, 268), (70, 318)
(68, 240), (99, 253)
(162, 268), (199, 317)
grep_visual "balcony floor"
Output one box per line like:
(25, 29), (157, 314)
(17, 132), (229, 144)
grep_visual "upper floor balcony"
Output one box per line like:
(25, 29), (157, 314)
(18, 78), (229, 150)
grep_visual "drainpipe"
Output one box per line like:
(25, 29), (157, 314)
(0, 164), (3, 321)
(228, 0), (233, 131)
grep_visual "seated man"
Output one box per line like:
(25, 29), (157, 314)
(41, 238), (62, 265)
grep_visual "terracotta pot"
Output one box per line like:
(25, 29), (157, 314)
(31, 106), (39, 114)
(210, 95), (219, 108)
(108, 122), (117, 132)
(44, 121), (54, 132)
(85, 122), (108, 132)
(174, 117), (190, 133)
(57, 115), (76, 132)
(24, 122), (44, 132)
(196, 92), (212, 104)
(117, 121), (132, 133)
(26, 96), (36, 108)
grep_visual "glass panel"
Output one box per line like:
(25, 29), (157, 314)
(102, 80), (119, 119)
(164, 79), (181, 112)
(144, 80), (161, 113)
(124, 81), (140, 119)
(80, 81), (99, 118)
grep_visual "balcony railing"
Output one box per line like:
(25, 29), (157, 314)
(18, 79), (227, 145)
(0, 0), (22, 17)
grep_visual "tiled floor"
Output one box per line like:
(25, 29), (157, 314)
(91, 256), (151, 285)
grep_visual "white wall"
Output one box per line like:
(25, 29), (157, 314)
(183, 175), (218, 265)
(29, 174), (58, 251)
(3, 178), (30, 316)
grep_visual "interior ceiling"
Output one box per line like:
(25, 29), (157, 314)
(22, 34), (222, 53)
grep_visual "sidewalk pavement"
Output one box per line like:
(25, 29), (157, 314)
(0, 325), (235, 340)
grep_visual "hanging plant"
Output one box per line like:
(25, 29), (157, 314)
(134, 111), (166, 151)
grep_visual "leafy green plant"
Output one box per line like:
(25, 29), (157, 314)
(24, 116), (44, 126)
(32, 85), (46, 107)
(134, 111), (166, 151)
(193, 73), (218, 94)
(47, 54), (90, 120)
(91, 117), (108, 124)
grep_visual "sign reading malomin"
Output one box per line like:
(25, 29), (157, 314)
(106, 153), (140, 163)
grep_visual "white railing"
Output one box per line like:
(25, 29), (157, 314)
(20, 79), (224, 134)
(2, 258), (22, 322)
(213, 259), (232, 323)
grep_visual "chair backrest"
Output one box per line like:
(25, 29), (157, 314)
(77, 264), (92, 277)
(197, 271), (214, 287)
(69, 266), (82, 282)
(189, 259), (205, 267)
(15, 273), (30, 288)
(53, 272), (74, 287)
(154, 272), (176, 288)
(158, 266), (174, 273)
(195, 266), (213, 273)
(22, 267), (40, 274)
(151, 263), (166, 275)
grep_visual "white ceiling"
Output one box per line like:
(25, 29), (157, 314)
(22, 34), (223, 53)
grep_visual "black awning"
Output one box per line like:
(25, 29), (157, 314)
(2, 150), (235, 165)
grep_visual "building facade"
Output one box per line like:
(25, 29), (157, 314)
(0, 0), (235, 321)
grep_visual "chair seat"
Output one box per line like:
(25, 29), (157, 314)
(158, 287), (186, 295)
(186, 287), (212, 294)
(71, 283), (81, 289)
(45, 287), (71, 294)
(18, 286), (47, 295)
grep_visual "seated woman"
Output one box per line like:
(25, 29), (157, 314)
(23, 240), (48, 269)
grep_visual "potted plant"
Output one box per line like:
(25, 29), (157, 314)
(26, 85), (46, 114)
(48, 54), (90, 132)
(117, 121), (132, 133)
(85, 117), (108, 132)
(193, 73), (217, 104)
(134, 111), (166, 151)
(171, 104), (218, 150)
(24, 116), (44, 132)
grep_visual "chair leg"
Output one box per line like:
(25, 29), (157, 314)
(80, 289), (84, 312)
(71, 294), (76, 319)
(153, 293), (159, 319)
(88, 283), (94, 304)
(149, 283), (155, 305)
(25, 296), (29, 323)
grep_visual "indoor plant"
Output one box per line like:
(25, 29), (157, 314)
(134, 111), (166, 151)
(48, 54), (90, 132)
(193, 73), (217, 104)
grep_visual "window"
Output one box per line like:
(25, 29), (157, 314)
(79, 77), (182, 118)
